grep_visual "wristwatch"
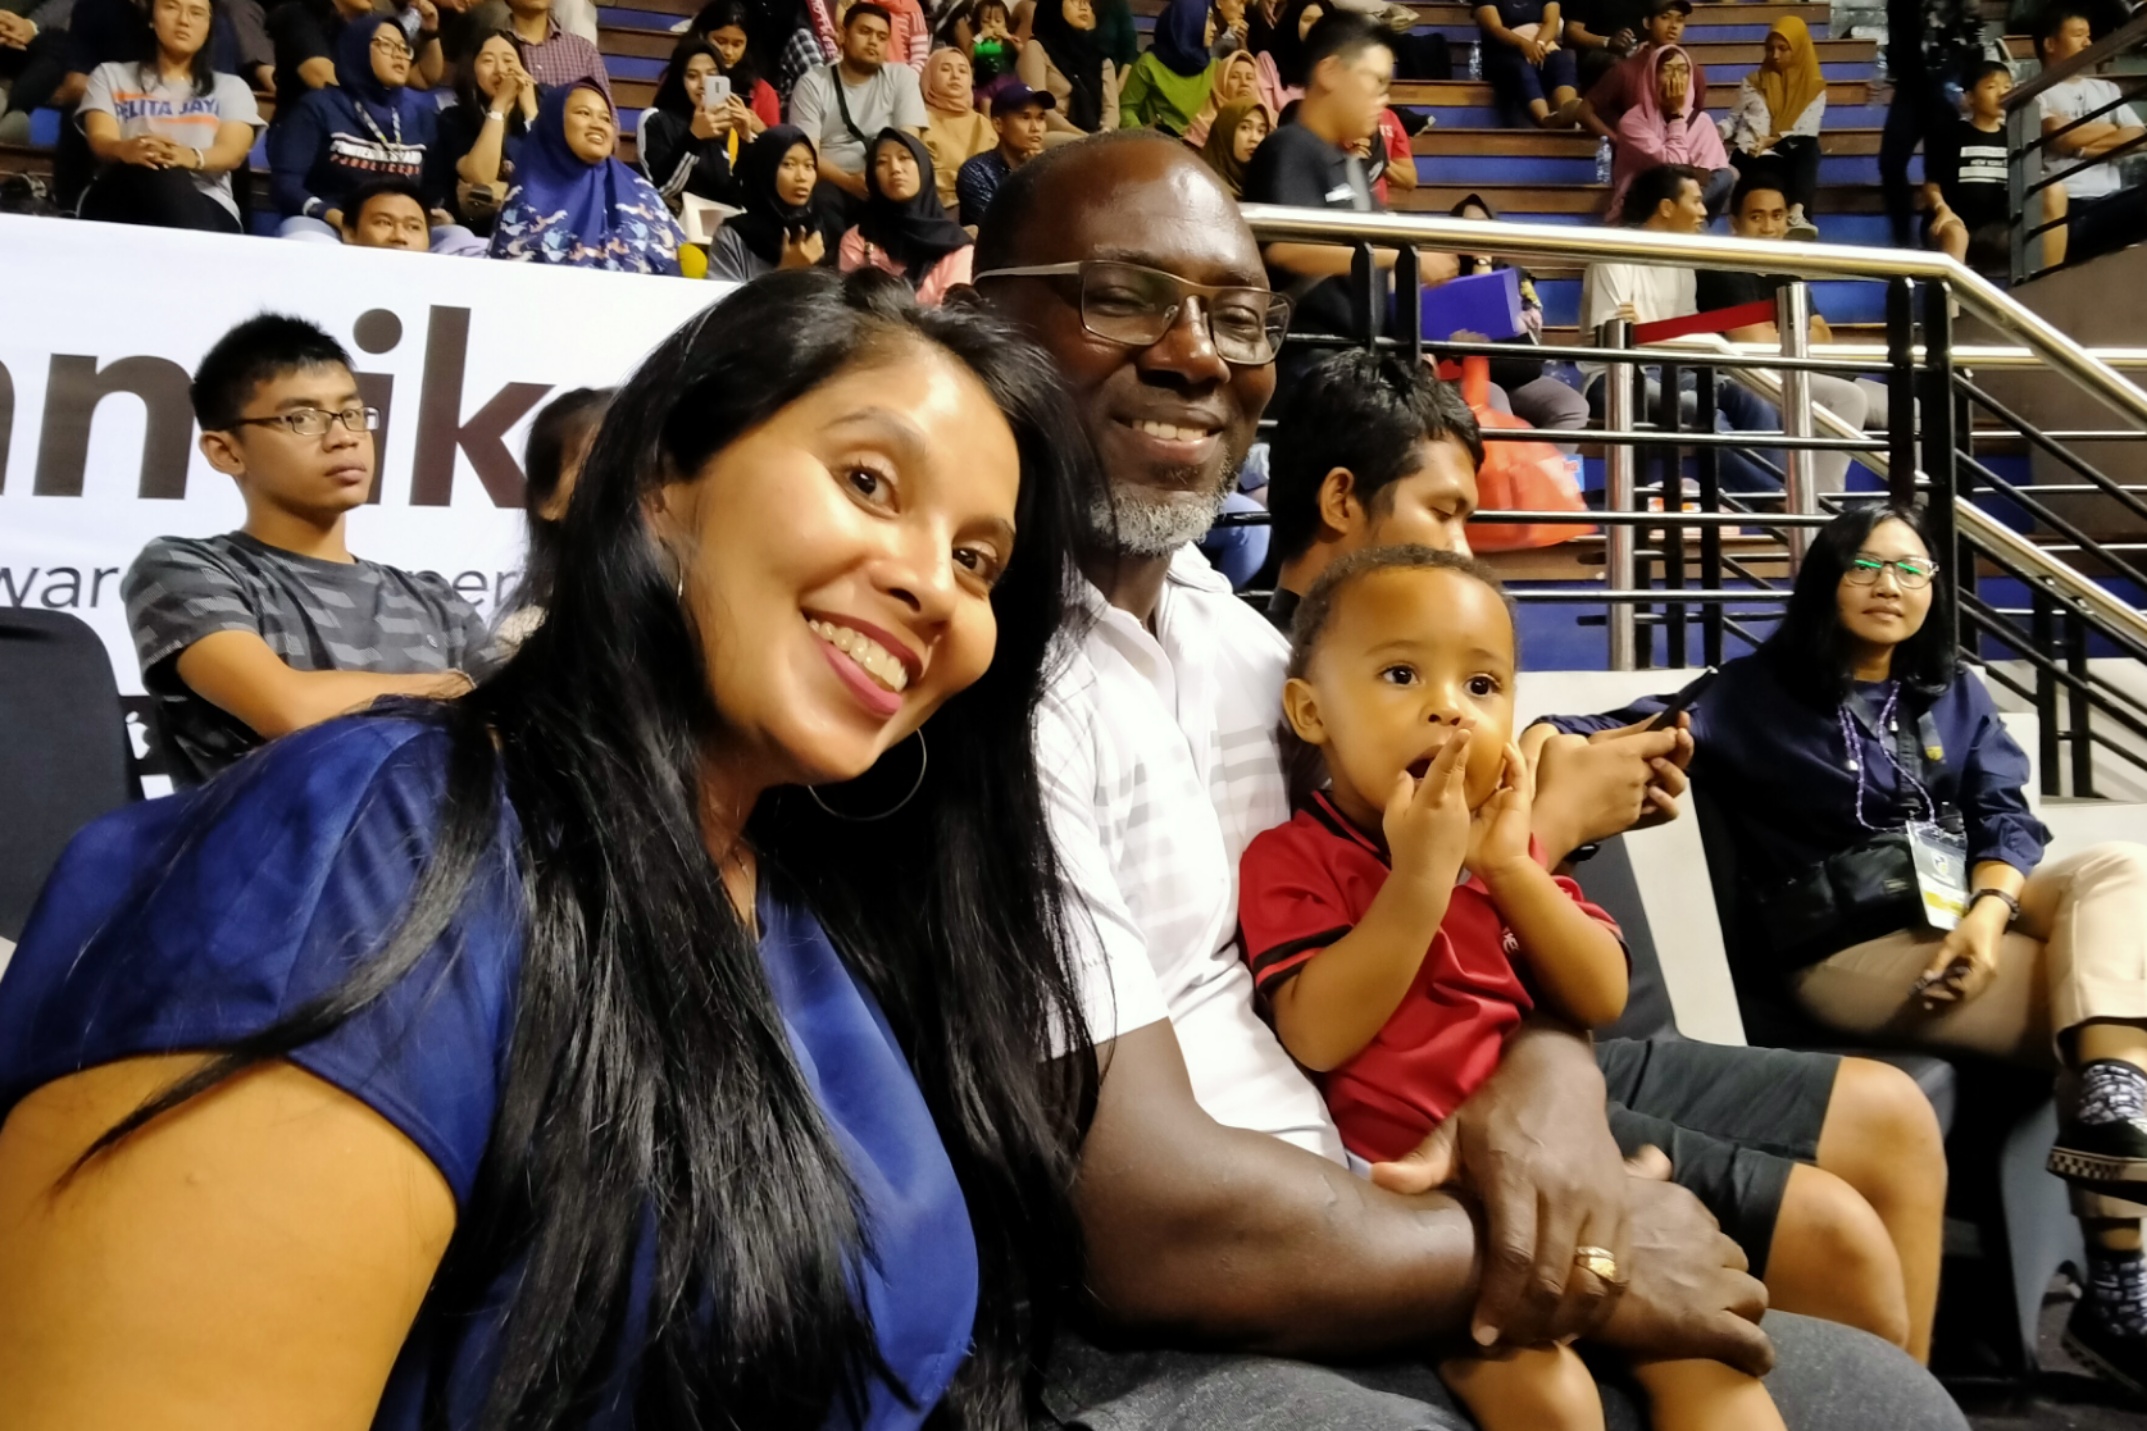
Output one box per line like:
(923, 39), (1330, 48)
(1970, 887), (2023, 924)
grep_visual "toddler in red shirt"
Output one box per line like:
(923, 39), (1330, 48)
(1239, 546), (1782, 1431)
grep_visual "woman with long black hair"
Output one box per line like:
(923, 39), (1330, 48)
(0, 270), (1114, 1430)
(76, 0), (262, 231)
(638, 35), (753, 212)
(1548, 503), (2147, 1390)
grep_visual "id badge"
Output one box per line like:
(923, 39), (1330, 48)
(1906, 820), (1970, 931)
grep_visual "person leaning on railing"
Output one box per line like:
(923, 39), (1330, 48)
(1543, 501), (2147, 1399)
(2030, 3), (2147, 269)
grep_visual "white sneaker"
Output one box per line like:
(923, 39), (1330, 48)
(1786, 204), (1819, 242)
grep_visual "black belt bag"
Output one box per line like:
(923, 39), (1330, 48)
(1752, 831), (1923, 963)
(1749, 697), (1962, 967)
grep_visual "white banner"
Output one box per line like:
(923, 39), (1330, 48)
(0, 213), (725, 712)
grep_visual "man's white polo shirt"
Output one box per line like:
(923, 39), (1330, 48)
(1040, 545), (1347, 1162)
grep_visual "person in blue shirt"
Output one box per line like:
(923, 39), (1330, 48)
(0, 269), (1111, 1430)
(1544, 502), (2147, 1395)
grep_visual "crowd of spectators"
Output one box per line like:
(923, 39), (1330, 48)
(3, 0), (2140, 296)
(12, 132), (2147, 1427)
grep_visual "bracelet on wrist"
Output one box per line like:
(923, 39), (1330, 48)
(1970, 887), (2023, 924)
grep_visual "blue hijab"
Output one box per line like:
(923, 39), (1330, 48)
(334, 15), (424, 133)
(1152, 0), (1213, 77)
(490, 80), (685, 274)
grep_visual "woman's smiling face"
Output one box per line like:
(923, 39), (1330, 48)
(653, 341), (1022, 788)
(562, 86), (616, 162)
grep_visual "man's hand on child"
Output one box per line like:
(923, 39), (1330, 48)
(1383, 720), (1474, 896)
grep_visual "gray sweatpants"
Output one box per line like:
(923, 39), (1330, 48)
(1034, 1312), (1967, 1431)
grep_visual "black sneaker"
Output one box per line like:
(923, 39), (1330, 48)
(2064, 1297), (2147, 1401)
(2049, 1115), (2147, 1197)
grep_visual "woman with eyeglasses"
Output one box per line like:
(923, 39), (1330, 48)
(1546, 503), (2147, 1386)
(270, 15), (447, 242)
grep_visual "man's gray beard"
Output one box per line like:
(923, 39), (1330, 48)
(1086, 457), (1241, 558)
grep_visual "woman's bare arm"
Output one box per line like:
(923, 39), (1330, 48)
(0, 1054), (457, 1430)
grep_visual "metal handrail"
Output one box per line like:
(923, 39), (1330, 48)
(1642, 333), (2147, 654)
(1696, 343), (2147, 370)
(1240, 207), (2147, 429)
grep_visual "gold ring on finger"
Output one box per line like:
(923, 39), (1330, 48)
(1573, 1244), (1623, 1285)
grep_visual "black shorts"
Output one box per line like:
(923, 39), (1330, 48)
(1597, 1037), (1842, 1280)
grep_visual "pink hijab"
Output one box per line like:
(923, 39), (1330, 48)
(1608, 44), (1727, 221)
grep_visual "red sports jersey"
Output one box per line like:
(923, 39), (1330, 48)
(1238, 791), (1620, 1163)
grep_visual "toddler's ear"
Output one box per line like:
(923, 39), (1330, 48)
(1280, 675), (1326, 744)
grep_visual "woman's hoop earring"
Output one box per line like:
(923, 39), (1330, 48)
(808, 730), (928, 823)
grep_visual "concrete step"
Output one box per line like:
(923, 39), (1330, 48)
(1413, 147), (1915, 187)
(1414, 127), (1895, 157)
(1395, 179), (1890, 214)
(1391, 76), (1869, 109)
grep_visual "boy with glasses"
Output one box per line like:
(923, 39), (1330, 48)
(1241, 12), (1455, 393)
(123, 315), (495, 786)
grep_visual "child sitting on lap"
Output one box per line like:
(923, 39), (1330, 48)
(1238, 544), (1785, 1431)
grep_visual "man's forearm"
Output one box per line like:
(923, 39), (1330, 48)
(1074, 1021), (1482, 1353)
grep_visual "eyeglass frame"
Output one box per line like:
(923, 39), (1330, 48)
(227, 406), (383, 439)
(371, 29), (412, 54)
(970, 260), (1293, 367)
(1845, 555), (1939, 589)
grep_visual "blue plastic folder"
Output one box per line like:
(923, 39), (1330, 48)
(1421, 268), (1526, 343)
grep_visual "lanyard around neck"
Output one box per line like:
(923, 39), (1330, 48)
(1838, 682), (1935, 831)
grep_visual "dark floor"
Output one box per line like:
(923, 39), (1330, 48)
(1958, 1289), (2147, 1430)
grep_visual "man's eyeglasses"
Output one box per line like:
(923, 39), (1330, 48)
(972, 259), (1291, 367)
(1846, 555), (1937, 589)
(230, 407), (382, 439)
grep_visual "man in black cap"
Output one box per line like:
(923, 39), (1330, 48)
(956, 81), (1053, 227)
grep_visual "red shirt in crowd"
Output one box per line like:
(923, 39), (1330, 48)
(1238, 791), (1620, 1163)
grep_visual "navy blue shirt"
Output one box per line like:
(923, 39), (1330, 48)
(0, 717), (979, 1429)
(1543, 650), (2049, 891)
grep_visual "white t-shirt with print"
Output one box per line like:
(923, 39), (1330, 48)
(1039, 545), (1349, 1162)
(79, 62), (263, 218)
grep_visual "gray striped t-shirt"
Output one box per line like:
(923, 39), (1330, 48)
(122, 531), (496, 786)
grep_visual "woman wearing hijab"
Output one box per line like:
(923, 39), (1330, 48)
(1250, 0), (1319, 116)
(269, 15), (443, 241)
(1184, 46), (1261, 146)
(1608, 43), (1731, 220)
(839, 128), (973, 304)
(1020, 0), (1118, 138)
(920, 46), (996, 209)
(490, 80), (685, 273)
(639, 36), (753, 214)
(1118, 0), (1216, 134)
(1196, 96), (1268, 195)
(707, 123), (837, 280)
(1725, 16), (1826, 239)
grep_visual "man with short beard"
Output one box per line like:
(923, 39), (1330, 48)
(971, 131), (1963, 1430)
